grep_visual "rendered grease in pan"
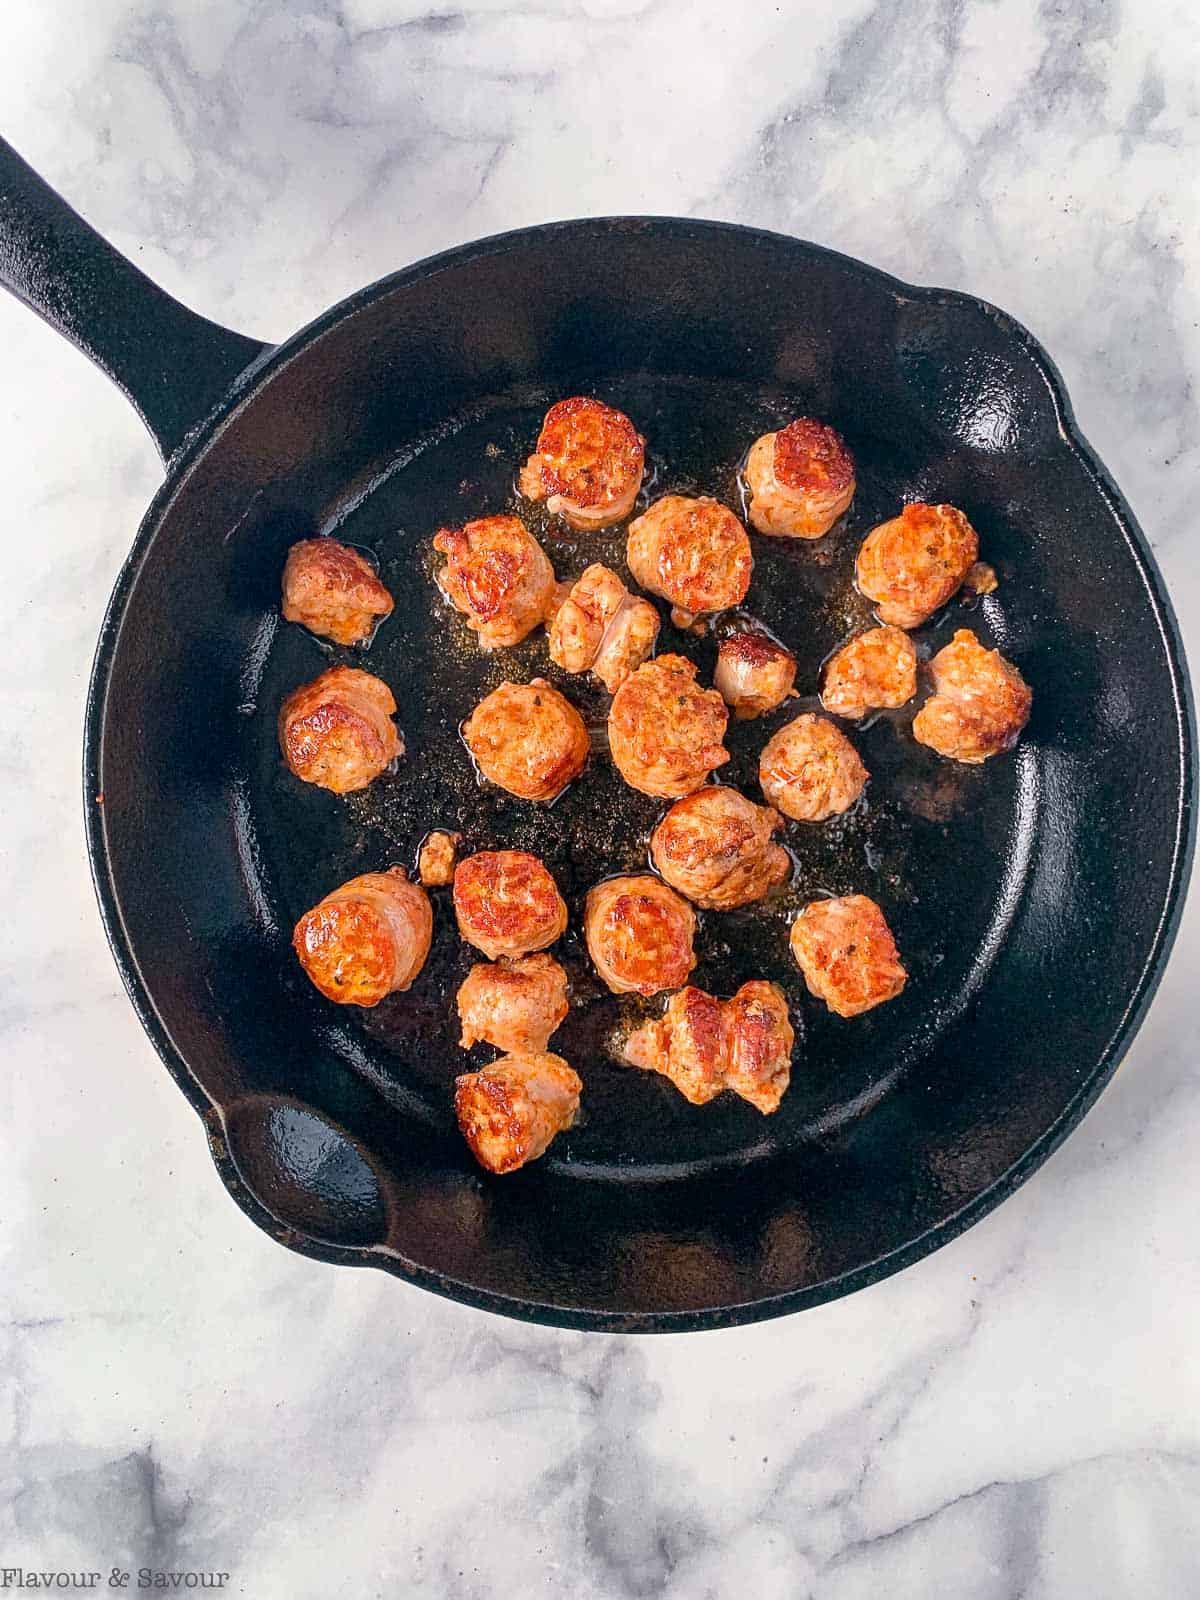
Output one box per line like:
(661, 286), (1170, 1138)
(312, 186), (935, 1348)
(245, 375), (1035, 1178)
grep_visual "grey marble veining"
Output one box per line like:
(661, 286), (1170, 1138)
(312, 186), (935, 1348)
(0, 2), (1197, 1595)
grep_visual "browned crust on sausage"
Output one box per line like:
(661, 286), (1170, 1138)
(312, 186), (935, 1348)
(585, 875), (697, 996)
(453, 850), (568, 959)
(278, 666), (402, 793)
(453, 1072), (528, 1173)
(519, 397), (644, 510)
(453, 1053), (581, 1173)
(773, 418), (855, 494)
(856, 503), (979, 628)
(462, 679), (590, 801)
(720, 631), (791, 668)
(292, 867), (430, 1006)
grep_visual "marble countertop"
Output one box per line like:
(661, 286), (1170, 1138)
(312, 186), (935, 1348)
(2, 2), (1198, 1595)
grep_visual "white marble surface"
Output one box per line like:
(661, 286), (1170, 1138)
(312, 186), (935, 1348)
(1, 1), (1198, 1594)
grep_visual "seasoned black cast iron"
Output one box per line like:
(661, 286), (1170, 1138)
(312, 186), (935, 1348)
(1, 136), (1192, 1331)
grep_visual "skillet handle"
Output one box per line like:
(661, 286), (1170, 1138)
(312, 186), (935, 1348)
(0, 135), (271, 463)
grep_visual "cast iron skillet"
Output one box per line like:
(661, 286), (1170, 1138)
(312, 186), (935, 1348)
(2, 136), (1193, 1332)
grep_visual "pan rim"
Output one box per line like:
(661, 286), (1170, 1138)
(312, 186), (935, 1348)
(82, 217), (1197, 1331)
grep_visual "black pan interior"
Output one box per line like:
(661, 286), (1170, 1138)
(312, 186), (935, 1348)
(89, 222), (1193, 1327)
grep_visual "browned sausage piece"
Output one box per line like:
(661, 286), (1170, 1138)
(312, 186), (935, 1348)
(714, 630), (797, 720)
(454, 1052), (582, 1173)
(281, 538), (393, 645)
(456, 953), (570, 1054)
(821, 628), (917, 721)
(463, 679), (589, 802)
(912, 628), (1032, 764)
(759, 714), (868, 822)
(293, 867), (431, 1006)
(650, 787), (790, 908)
(279, 666), (402, 793)
(856, 503), (978, 628)
(584, 874), (697, 997)
(548, 563), (660, 693)
(433, 515), (558, 649)
(744, 418), (855, 538)
(608, 655), (729, 799)
(518, 397), (645, 530)
(624, 980), (794, 1113)
(453, 850), (568, 962)
(626, 495), (752, 625)
(790, 894), (907, 1018)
